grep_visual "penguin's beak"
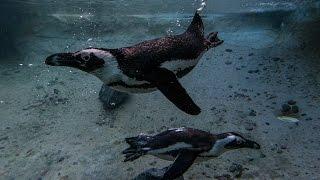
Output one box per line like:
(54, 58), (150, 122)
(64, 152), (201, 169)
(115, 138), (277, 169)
(245, 140), (261, 149)
(45, 53), (79, 67)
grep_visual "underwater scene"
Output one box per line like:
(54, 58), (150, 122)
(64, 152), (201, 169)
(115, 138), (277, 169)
(0, 0), (320, 179)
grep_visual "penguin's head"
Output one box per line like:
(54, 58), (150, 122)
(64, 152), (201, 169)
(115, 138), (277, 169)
(45, 48), (108, 72)
(205, 32), (224, 49)
(219, 132), (260, 150)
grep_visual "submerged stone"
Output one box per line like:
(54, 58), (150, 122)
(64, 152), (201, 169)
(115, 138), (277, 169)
(132, 167), (184, 180)
(99, 84), (129, 109)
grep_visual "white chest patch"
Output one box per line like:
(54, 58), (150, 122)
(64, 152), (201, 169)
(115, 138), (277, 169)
(160, 52), (204, 75)
(200, 135), (235, 158)
(160, 59), (199, 74)
(87, 49), (204, 93)
(84, 49), (154, 93)
(148, 142), (192, 155)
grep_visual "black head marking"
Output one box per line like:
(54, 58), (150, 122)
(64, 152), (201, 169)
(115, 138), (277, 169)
(45, 49), (105, 72)
(223, 132), (260, 150)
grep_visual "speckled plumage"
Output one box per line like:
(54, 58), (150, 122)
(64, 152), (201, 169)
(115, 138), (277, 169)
(45, 12), (223, 115)
(123, 127), (260, 179)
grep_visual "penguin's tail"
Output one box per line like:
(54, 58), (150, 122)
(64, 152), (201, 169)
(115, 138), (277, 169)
(122, 134), (152, 162)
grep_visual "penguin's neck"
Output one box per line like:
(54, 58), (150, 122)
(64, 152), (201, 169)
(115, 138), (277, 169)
(92, 63), (121, 84)
(89, 50), (122, 84)
(202, 136), (234, 157)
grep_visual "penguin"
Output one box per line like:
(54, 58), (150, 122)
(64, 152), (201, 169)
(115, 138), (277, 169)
(123, 127), (260, 180)
(45, 12), (223, 115)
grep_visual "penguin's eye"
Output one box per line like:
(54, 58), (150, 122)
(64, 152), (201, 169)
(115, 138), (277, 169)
(81, 53), (90, 61)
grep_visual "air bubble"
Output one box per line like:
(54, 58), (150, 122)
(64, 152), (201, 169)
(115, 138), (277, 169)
(196, 0), (207, 12)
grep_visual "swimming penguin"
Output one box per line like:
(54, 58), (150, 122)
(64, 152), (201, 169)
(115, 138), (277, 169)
(123, 127), (260, 180)
(45, 12), (223, 115)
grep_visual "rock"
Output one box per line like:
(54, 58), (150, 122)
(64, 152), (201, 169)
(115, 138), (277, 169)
(305, 117), (312, 121)
(249, 110), (257, 116)
(260, 153), (266, 158)
(272, 57), (281, 61)
(58, 157), (65, 162)
(132, 167), (184, 180)
(0, 136), (8, 141)
(287, 100), (296, 105)
(244, 122), (255, 131)
(280, 145), (287, 149)
(53, 89), (60, 94)
(248, 70), (259, 74)
(228, 163), (243, 178)
(277, 149), (283, 154)
(281, 104), (291, 113)
(99, 84), (129, 109)
(214, 174), (232, 180)
(225, 61), (232, 65)
(291, 105), (299, 113)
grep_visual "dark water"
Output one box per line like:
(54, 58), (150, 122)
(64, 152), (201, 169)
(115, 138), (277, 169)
(0, 0), (320, 179)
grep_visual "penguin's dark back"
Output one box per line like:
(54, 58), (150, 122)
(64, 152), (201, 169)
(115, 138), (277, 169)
(115, 33), (205, 76)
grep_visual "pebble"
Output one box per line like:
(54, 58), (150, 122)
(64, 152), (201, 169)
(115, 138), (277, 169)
(229, 163), (243, 178)
(291, 105), (299, 113)
(225, 61), (232, 65)
(249, 110), (257, 116)
(281, 104), (291, 113)
(245, 123), (255, 131)
(214, 174), (231, 180)
(53, 89), (60, 94)
(0, 136), (9, 141)
(287, 100), (296, 105)
(260, 153), (266, 158)
(133, 167), (184, 180)
(248, 70), (259, 74)
(280, 145), (287, 149)
(272, 57), (281, 61)
(99, 84), (129, 109)
(305, 117), (312, 121)
(58, 157), (65, 162)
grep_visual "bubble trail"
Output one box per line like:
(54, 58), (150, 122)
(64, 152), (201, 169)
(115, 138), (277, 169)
(196, 0), (207, 12)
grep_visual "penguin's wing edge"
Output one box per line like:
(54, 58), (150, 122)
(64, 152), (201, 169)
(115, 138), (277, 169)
(163, 150), (199, 179)
(144, 68), (201, 115)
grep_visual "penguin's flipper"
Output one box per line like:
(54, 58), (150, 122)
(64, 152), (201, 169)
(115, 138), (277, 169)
(163, 150), (198, 179)
(144, 68), (201, 115)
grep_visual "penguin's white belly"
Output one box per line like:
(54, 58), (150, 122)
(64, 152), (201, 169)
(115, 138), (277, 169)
(154, 154), (215, 162)
(160, 58), (200, 73)
(110, 77), (157, 93)
(93, 64), (156, 93)
(114, 59), (200, 93)
(93, 57), (201, 93)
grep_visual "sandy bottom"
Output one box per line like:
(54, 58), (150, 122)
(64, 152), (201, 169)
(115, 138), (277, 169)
(1, 12), (320, 180)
